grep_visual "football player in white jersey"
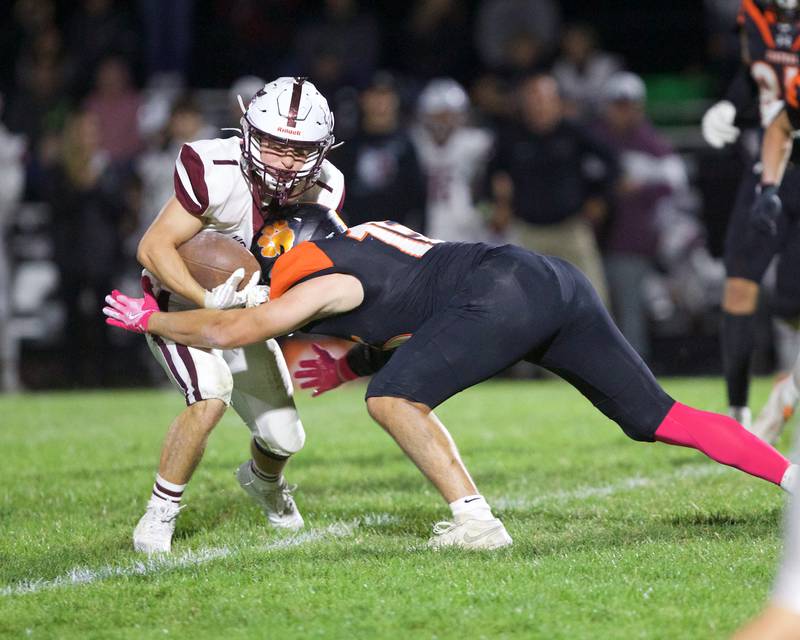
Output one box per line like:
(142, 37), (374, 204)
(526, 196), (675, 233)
(132, 77), (345, 553)
(410, 78), (493, 242)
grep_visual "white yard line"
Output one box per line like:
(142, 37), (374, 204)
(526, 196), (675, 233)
(492, 464), (727, 510)
(0, 465), (749, 597)
(1, 519), (361, 598)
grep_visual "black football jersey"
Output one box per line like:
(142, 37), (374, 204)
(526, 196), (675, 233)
(249, 204), (348, 285)
(740, 0), (800, 126)
(269, 221), (491, 349)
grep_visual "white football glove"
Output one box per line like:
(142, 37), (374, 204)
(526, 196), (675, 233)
(203, 268), (261, 309)
(702, 100), (740, 149)
(245, 285), (270, 308)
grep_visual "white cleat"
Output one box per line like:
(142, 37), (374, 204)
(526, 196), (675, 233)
(236, 462), (304, 531)
(427, 518), (513, 550)
(750, 376), (798, 445)
(133, 498), (184, 554)
(728, 406), (752, 431)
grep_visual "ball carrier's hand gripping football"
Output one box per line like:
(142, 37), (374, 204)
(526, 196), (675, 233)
(104, 277), (160, 334)
(203, 268), (267, 309)
(294, 343), (358, 396)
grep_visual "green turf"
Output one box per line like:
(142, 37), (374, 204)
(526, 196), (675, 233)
(0, 378), (795, 639)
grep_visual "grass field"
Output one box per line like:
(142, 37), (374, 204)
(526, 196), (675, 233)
(0, 377), (796, 639)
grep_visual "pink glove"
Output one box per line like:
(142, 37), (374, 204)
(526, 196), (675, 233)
(103, 277), (159, 334)
(294, 343), (359, 397)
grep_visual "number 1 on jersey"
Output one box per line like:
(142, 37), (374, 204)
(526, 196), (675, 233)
(347, 221), (441, 258)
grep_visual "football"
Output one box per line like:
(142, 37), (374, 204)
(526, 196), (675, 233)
(177, 230), (261, 291)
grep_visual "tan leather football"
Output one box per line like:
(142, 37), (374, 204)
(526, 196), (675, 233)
(177, 230), (260, 291)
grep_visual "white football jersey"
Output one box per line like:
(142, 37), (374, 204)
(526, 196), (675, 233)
(410, 126), (493, 243)
(147, 135), (345, 306)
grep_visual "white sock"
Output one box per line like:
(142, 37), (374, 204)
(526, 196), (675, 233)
(152, 474), (186, 504)
(449, 494), (495, 523)
(728, 406), (752, 429)
(781, 464), (798, 494)
(781, 375), (800, 407)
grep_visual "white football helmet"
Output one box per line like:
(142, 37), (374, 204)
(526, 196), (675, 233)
(417, 78), (469, 143)
(240, 77), (335, 208)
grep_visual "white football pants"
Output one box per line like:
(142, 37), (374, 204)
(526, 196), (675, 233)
(146, 334), (305, 458)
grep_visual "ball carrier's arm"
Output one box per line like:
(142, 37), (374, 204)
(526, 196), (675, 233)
(137, 196), (208, 307)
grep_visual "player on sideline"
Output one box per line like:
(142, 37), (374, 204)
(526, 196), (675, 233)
(702, 0), (800, 435)
(105, 208), (799, 550)
(735, 35), (800, 445)
(131, 78), (345, 553)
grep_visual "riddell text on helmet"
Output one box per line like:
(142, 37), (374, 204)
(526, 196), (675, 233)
(277, 126), (301, 136)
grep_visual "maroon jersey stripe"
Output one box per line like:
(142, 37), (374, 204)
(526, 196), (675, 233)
(337, 184), (346, 211)
(176, 344), (201, 402)
(174, 144), (209, 216)
(287, 79), (305, 127)
(153, 336), (191, 404)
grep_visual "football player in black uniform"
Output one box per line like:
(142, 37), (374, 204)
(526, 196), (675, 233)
(105, 205), (798, 550)
(702, 0), (800, 438)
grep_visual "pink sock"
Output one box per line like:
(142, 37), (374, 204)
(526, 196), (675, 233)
(654, 402), (790, 485)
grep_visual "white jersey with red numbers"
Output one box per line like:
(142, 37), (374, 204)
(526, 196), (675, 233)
(146, 135), (345, 306)
(410, 126), (493, 242)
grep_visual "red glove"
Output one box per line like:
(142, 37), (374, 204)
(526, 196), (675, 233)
(103, 277), (159, 334)
(294, 343), (359, 397)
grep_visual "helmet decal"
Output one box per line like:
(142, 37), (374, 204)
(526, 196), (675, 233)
(286, 78), (305, 128)
(257, 220), (296, 258)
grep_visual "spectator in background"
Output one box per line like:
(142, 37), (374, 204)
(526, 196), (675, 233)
(5, 56), (71, 199)
(471, 0), (560, 127)
(591, 72), (689, 360)
(291, 0), (381, 93)
(552, 24), (622, 121)
(66, 0), (137, 95)
(411, 78), (493, 242)
(227, 75), (265, 128)
(489, 73), (617, 306)
(135, 95), (214, 245)
(84, 56), (142, 165)
(333, 72), (426, 229)
(398, 0), (473, 82)
(474, 0), (560, 71)
(138, 0), (193, 84)
(45, 109), (135, 386)
(0, 93), (26, 392)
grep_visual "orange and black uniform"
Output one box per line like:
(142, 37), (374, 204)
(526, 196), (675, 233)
(723, 0), (800, 307)
(270, 221), (675, 441)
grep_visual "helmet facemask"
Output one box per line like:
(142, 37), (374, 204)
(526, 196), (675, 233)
(241, 119), (333, 208)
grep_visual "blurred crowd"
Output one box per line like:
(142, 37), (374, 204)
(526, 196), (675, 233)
(0, 0), (731, 390)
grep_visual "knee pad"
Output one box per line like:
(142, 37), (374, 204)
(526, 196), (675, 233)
(146, 334), (233, 405)
(250, 406), (306, 458)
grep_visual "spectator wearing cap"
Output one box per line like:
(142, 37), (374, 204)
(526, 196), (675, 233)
(591, 72), (689, 359)
(332, 73), (426, 230)
(489, 73), (618, 306)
